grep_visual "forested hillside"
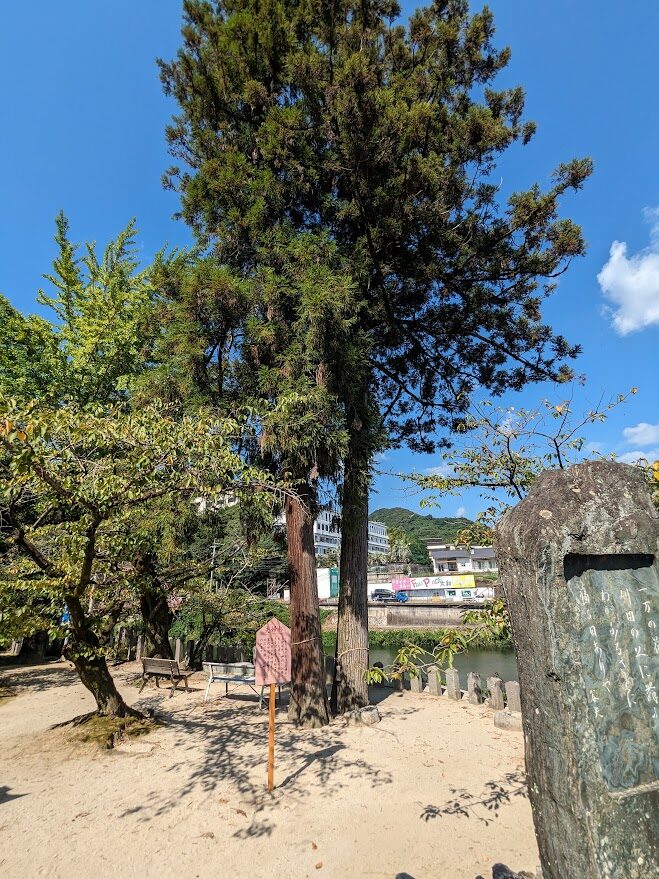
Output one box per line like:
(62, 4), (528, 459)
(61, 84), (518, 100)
(369, 507), (472, 565)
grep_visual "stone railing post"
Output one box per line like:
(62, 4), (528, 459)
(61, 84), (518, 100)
(445, 668), (461, 700)
(487, 676), (504, 710)
(427, 665), (442, 697)
(466, 672), (483, 704)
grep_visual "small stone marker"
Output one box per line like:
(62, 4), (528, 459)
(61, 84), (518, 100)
(255, 618), (292, 792)
(467, 672), (483, 705)
(409, 671), (424, 693)
(174, 639), (182, 664)
(494, 710), (523, 732)
(487, 676), (505, 710)
(135, 635), (144, 661)
(445, 668), (461, 700)
(495, 460), (659, 878)
(427, 665), (442, 696)
(505, 681), (521, 714)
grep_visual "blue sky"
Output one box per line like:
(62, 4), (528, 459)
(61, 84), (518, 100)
(1, 1), (658, 519)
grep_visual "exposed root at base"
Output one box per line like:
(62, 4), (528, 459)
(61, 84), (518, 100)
(51, 709), (160, 749)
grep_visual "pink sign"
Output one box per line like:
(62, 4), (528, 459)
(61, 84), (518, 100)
(391, 576), (412, 591)
(255, 618), (292, 686)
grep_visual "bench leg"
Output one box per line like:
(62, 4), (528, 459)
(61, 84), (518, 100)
(139, 675), (147, 693)
(155, 675), (160, 688)
(184, 676), (190, 692)
(169, 675), (177, 698)
(204, 677), (212, 703)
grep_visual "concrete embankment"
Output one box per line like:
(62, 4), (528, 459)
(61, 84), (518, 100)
(368, 601), (482, 629)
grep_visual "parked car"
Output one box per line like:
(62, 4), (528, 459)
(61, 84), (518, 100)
(394, 591), (409, 603)
(371, 588), (395, 602)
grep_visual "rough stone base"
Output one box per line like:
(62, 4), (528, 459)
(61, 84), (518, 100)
(493, 710), (523, 732)
(475, 864), (540, 879)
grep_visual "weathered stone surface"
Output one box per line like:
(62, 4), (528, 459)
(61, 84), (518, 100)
(494, 709), (523, 732)
(495, 460), (659, 879)
(487, 676), (505, 710)
(467, 672), (483, 704)
(346, 705), (381, 726)
(427, 665), (442, 696)
(474, 866), (536, 879)
(445, 667), (461, 700)
(505, 680), (521, 714)
(409, 672), (424, 693)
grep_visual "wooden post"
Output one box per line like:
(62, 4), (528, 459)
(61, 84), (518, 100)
(267, 683), (275, 791)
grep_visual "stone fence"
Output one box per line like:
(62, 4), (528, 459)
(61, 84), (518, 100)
(403, 665), (523, 731)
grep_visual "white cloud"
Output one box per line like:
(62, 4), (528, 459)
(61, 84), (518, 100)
(424, 463), (453, 477)
(585, 441), (607, 455)
(456, 505), (467, 518)
(622, 422), (659, 447)
(598, 207), (659, 334)
(617, 448), (659, 465)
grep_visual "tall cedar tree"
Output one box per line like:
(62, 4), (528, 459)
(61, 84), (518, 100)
(141, 234), (361, 725)
(160, 0), (591, 710)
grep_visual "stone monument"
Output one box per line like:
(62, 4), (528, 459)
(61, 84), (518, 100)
(495, 460), (659, 879)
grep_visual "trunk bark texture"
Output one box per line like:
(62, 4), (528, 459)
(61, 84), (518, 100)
(65, 595), (137, 717)
(333, 433), (370, 714)
(135, 552), (174, 659)
(139, 587), (174, 659)
(285, 487), (330, 728)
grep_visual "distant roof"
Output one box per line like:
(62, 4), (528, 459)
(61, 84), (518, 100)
(471, 547), (496, 559)
(428, 548), (470, 560)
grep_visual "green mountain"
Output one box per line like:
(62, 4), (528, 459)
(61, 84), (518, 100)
(369, 507), (472, 565)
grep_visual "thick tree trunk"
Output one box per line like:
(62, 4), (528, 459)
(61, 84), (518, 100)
(135, 552), (174, 659)
(333, 435), (370, 714)
(139, 587), (174, 659)
(285, 487), (330, 728)
(65, 596), (138, 718)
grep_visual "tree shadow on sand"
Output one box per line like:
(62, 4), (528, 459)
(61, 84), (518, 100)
(0, 663), (81, 695)
(120, 690), (417, 838)
(420, 771), (528, 826)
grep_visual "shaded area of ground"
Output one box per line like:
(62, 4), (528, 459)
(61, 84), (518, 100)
(0, 661), (538, 878)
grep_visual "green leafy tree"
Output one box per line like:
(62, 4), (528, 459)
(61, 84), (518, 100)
(37, 212), (155, 404)
(414, 390), (636, 521)
(160, 0), (592, 713)
(0, 397), (269, 717)
(0, 295), (64, 402)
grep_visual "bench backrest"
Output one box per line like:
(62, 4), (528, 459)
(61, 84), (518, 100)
(204, 661), (255, 679)
(142, 658), (180, 675)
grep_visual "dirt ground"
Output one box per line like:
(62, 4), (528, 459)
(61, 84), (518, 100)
(0, 661), (539, 879)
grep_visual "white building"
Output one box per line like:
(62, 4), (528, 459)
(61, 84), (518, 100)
(425, 541), (498, 575)
(313, 510), (390, 558)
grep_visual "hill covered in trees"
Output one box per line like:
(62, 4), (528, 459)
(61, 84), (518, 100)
(369, 507), (472, 565)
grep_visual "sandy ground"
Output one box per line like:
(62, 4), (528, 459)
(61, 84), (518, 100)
(0, 662), (538, 879)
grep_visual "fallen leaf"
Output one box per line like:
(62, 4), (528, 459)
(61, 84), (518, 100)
(311, 842), (318, 851)
(200, 832), (215, 840)
(315, 863), (323, 870)
(235, 808), (247, 817)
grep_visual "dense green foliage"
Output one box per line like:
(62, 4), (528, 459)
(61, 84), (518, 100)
(369, 507), (472, 563)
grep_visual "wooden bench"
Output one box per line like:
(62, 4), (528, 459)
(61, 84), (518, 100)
(202, 661), (286, 708)
(139, 658), (192, 697)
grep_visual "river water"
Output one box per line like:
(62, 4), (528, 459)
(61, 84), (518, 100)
(368, 646), (518, 689)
